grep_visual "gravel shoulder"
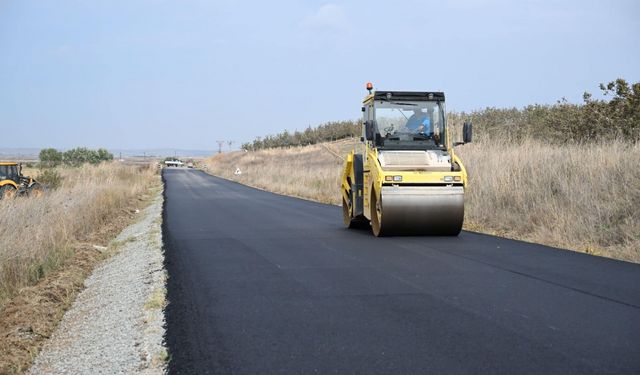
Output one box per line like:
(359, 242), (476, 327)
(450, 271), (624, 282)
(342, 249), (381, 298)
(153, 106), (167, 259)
(28, 191), (167, 375)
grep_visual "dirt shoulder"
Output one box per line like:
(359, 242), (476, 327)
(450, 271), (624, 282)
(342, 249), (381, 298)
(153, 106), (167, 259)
(27, 191), (166, 374)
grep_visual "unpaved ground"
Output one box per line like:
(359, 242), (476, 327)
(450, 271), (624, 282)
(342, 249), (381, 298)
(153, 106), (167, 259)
(27, 194), (167, 375)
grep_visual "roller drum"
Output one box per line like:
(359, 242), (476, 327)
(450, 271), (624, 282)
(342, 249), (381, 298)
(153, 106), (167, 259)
(377, 185), (464, 236)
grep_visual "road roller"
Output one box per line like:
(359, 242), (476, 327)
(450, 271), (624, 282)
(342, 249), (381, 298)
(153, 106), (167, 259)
(341, 83), (473, 236)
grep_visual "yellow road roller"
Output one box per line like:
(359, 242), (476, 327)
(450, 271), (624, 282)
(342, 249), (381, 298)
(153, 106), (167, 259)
(341, 83), (472, 236)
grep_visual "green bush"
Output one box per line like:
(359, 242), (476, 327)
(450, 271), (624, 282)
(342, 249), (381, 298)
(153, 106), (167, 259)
(39, 148), (63, 168)
(39, 147), (114, 168)
(97, 148), (114, 162)
(62, 147), (114, 166)
(36, 169), (62, 189)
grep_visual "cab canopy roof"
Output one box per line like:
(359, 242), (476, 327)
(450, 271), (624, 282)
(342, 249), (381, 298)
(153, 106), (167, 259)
(372, 91), (445, 102)
(0, 162), (18, 166)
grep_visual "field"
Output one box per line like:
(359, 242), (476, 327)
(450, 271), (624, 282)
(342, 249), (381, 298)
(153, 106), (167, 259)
(202, 139), (640, 263)
(0, 163), (159, 309)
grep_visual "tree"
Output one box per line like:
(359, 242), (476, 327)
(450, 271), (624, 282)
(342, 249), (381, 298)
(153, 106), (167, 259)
(97, 148), (114, 162)
(598, 78), (640, 139)
(62, 147), (113, 166)
(242, 120), (360, 150)
(39, 148), (62, 168)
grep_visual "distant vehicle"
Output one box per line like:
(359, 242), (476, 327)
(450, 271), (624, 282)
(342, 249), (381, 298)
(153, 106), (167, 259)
(187, 162), (194, 168)
(164, 160), (184, 167)
(0, 162), (44, 199)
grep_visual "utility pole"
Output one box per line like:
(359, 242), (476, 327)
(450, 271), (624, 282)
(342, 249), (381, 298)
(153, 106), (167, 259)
(227, 140), (234, 151)
(216, 140), (225, 154)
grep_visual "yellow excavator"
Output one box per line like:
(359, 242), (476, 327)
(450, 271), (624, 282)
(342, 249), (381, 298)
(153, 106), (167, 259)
(341, 83), (472, 236)
(0, 162), (43, 200)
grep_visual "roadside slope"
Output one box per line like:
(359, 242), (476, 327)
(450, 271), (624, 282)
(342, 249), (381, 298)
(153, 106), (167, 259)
(28, 191), (167, 374)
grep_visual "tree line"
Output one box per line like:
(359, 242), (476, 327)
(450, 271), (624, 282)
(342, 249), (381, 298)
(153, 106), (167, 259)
(241, 79), (639, 150)
(39, 147), (114, 168)
(241, 120), (360, 151)
(450, 78), (639, 144)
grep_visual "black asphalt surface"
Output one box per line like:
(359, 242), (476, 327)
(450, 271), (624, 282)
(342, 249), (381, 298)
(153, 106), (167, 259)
(162, 169), (640, 375)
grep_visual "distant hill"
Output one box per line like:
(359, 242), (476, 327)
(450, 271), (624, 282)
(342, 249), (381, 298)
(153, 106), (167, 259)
(0, 148), (216, 159)
(0, 148), (41, 158)
(110, 149), (216, 158)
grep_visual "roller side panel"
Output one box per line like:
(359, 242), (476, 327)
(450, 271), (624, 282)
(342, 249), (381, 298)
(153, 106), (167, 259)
(352, 154), (364, 217)
(342, 152), (368, 228)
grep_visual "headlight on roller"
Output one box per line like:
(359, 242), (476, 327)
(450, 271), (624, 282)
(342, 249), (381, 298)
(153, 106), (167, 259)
(385, 175), (403, 182)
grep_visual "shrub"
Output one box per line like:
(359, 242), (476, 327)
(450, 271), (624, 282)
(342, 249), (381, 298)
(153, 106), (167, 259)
(97, 148), (114, 162)
(37, 169), (63, 189)
(60, 147), (114, 166)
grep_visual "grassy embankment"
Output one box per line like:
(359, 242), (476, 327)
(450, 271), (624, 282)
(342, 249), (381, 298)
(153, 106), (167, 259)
(202, 138), (639, 263)
(0, 162), (159, 373)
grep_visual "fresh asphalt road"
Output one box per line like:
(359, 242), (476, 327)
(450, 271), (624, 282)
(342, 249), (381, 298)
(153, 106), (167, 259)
(162, 169), (640, 375)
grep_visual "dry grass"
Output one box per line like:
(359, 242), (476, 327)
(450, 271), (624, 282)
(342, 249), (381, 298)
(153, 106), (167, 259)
(20, 167), (39, 178)
(0, 248), (104, 374)
(144, 286), (167, 310)
(457, 139), (640, 262)
(202, 139), (639, 263)
(203, 139), (359, 204)
(0, 162), (160, 373)
(0, 163), (159, 309)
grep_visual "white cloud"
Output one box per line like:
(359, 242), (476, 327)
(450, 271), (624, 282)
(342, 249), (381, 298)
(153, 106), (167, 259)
(300, 3), (349, 32)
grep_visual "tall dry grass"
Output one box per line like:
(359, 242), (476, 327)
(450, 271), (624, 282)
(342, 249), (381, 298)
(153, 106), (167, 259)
(203, 139), (358, 204)
(0, 163), (158, 308)
(457, 139), (640, 262)
(202, 139), (640, 263)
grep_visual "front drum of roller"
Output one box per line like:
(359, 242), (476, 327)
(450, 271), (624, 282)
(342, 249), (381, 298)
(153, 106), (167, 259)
(377, 185), (464, 236)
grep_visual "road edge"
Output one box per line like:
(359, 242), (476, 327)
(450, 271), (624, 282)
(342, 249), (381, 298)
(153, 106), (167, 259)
(27, 187), (168, 374)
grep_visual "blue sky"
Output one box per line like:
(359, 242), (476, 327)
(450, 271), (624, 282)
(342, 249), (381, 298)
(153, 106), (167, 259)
(1, 0), (638, 150)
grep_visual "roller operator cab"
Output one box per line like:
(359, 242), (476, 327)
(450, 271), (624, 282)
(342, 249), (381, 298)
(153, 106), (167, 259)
(341, 83), (473, 236)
